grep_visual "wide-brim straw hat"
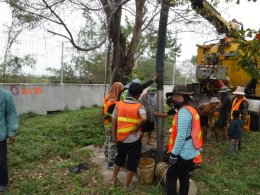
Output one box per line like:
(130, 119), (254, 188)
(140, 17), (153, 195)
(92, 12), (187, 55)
(233, 86), (245, 95)
(167, 85), (194, 96)
(209, 97), (220, 103)
(219, 85), (231, 93)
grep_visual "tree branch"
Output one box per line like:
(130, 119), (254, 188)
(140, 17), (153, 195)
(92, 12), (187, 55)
(127, 0), (146, 63)
(41, 0), (108, 51)
(32, 0), (66, 11)
(7, 0), (62, 24)
(67, 0), (105, 11)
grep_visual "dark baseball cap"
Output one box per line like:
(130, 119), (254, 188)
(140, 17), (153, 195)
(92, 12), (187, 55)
(129, 83), (143, 96)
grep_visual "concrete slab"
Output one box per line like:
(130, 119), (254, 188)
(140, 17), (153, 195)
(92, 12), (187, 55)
(85, 145), (138, 185)
(86, 143), (197, 195)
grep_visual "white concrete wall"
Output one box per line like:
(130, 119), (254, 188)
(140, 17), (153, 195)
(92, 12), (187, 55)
(0, 83), (106, 115)
(0, 83), (174, 115)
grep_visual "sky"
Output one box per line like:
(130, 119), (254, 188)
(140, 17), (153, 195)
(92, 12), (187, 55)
(0, 1), (260, 75)
(178, 0), (260, 61)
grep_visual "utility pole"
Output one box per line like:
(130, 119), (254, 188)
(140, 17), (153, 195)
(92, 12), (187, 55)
(60, 42), (64, 84)
(155, 0), (170, 163)
(104, 41), (112, 97)
(173, 31), (177, 85)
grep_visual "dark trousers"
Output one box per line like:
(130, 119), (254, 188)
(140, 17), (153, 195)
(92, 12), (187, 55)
(114, 138), (142, 172)
(238, 138), (242, 151)
(166, 156), (193, 195)
(0, 139), (8, 186)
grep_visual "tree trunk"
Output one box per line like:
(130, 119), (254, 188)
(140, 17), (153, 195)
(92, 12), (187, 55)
(104, 0), (126, 83)
(125, 0), (146, 77)
(101, 0), (146, 83)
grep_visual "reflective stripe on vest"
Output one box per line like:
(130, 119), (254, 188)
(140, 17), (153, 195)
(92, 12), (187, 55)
(168, 106), (203, 153)
(103, 96), (117, 127)
(231, 96), (248, 117)
(117, 101), (142, 141)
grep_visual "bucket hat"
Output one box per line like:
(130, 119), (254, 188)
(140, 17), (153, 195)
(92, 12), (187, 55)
(209, 97), (220, 103)
(168, 85), (194, 96)
(232, 86), (245, 95)
(218, 85), (231, 93)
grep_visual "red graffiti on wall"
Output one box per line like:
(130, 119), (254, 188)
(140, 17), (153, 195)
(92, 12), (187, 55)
(10, 86), (19, 95)
(22, 87), (43, 95)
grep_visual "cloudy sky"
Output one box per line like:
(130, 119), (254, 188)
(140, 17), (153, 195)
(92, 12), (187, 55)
(179, 0), (260, 60)
(0, 1), (259, 69)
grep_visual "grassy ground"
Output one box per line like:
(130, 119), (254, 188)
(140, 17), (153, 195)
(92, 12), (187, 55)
(6, 107), (260, 194)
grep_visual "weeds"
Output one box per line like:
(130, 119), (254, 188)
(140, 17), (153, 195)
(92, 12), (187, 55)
(6, 107), (260, 194)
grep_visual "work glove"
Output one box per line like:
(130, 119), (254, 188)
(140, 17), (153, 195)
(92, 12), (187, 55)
(169, 154), (178, 166)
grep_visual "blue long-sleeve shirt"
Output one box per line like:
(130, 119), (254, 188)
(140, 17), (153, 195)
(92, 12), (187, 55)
(171, 107), (200, 160)
(0, 89), (19, 141)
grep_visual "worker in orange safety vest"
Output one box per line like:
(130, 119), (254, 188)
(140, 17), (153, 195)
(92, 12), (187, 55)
(231, 86), (249, 121)
(167, 103), (203, 171)
(166, 85), (202, 195)
(103, 82), (124, 169)
(111, 83), (147, 191)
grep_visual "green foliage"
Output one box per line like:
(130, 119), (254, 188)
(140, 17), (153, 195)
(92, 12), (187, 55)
(78, 13), (105, 47)
(0, 3), (38, 77)
(0, 75), (49, 83)
(46, 52), (106, 84)
(6, 107), (260, 194)
(193, 132), (260, 194)
(121, 17), (134, 44)
(136, 57), (195, 85)
(0, 54), (37, 76)
(8, 0), (47, 29)
(234, 0), (258, 3)
(147, 32), (182, 62)
(190, 55), (198, 65)
(233, 29), (260, 78)
(12, 108), (104, 165)
(19, 111), (40, 120)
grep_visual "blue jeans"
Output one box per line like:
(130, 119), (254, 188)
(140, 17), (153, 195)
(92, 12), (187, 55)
(0, 139), (8, 186)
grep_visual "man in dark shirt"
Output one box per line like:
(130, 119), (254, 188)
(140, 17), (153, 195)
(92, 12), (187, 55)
(231, 86), (249, 150)
(228, 110), (243, 156)
(214, 86), (233, 142)
(0, 88), (19, 193)
(153, 95), (177, 118)
(197, 97), (220, 142)
(120, 74), (157, 100)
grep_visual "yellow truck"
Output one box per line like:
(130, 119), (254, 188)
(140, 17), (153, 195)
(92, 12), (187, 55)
(188, 0), (260, 130)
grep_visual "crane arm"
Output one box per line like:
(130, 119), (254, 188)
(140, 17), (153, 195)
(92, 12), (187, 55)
(189, 0), (242, 36)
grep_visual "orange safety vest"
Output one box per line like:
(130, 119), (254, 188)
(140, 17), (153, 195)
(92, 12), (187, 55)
(116, 101), (142, 141)
(168, 106), (203, 153)
(103, 96), (117, 127)
(193, 153), (202, 164)
(231, 96), (248, 117)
